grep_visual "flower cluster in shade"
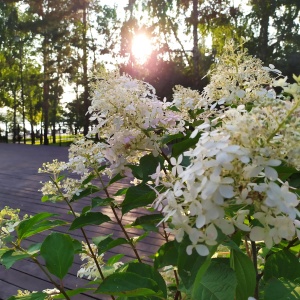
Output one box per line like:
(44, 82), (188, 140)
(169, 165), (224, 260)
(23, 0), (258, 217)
(152, 43), (300, 255)
(16, 288), (60, 299)
(77, 242), (123, 280)
(0, 206), (24, 248)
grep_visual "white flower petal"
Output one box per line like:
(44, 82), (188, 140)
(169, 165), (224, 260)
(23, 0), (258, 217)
(250, 226), (265, 241)
(265, 167), (278, 181)
(196, 214), (206, 229)
(195, 244), (209, 256)
(186, 245), (193, 255)
(219, 185), (234, 198)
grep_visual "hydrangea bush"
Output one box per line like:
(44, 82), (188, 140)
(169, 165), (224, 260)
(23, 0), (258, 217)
(1, 42), (300, 300)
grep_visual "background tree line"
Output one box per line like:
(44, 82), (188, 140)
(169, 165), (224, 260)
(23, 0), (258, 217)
(0, 0), (299, 145)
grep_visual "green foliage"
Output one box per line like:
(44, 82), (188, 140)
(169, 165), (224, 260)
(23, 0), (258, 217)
(1, 250), (31, 269)
(70, 185), (100, 202)
(7, 292), (48, 300)
(121, 184), (156, 215)
(264, 278), (300, 300)
(264, 249), (300, 282)
(17, 212), (66, 241)
(130, 213), (164, 232)
(191, 261), (237, 300)
(154, 241), (178, 269)
(93, 235), (129, 255)
(128, 154), (163, 183)
(40, 232), (74, 279)
(95, 272), (162, 297)
(69, 212), (111, 230)
(230, 249), (256, 300)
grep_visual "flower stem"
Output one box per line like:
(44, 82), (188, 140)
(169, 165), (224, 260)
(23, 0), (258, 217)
(97, 172), (143, 263)
(52, 180), (116, 300)
(251, 241), (259, 299)
(162, 222), (181, 300)
(13, 243), (71, 300)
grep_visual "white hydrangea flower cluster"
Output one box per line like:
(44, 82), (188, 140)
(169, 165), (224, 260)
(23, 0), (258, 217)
(77, 242), (123, 280)
(77, 242), (105, 280)
(224, 102), (300, 170)
(153, 45), (300, 255)
(16, 288), (60, 299)
(155, 124), (300, 254)
(0, 206), (22, 247)
(67, 138), (107, 175)
(38, 159), (66, 175)
(171, 85), (209, 119)
(202, 41), (273, 107)
(88, 70), (185, 176)
(39, 159), (85, 202)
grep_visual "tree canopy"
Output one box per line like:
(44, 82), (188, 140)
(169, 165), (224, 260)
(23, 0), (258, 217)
(0, 0), (299, 143)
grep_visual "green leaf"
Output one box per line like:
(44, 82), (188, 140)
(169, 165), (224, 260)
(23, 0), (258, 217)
(230, 249), (256, 300)
(275, 165), (299, 181)
(191, 261), (237, 300)
(177, 240), (207, 290)
(7, 292), (48, 300)
(1, 250), (31, 269)
(91, 197), (114, 208)
(130, 214), (163, 232)
(264, 278), (300, 300)
(161, 133), (184, 145)
(127, 262), (167, 298)
(121, 184), (156, 215)
(264, 249), (300, 282)
(92, 234), (112, 245)
(154, 241), (178, 269)
(81, 205), (91, 214)
(132, 232), (149, 244)
(17, 213), (66, 240)
(107, 254), (125, 266)
(52, 288), (94, 299)
(70, 185), (100, 202)
(27, 243), (42, 256)
(0, 249), (8, 258)
(40, 232), (74, 279)
(69, 212), (111, 230)
(289, 172), (300, 188)
(72, 238), (82, 254)
(95, 272), (160, 297)
(95, 236), (129, 255)
(114, 187), (128, 196)
(108, 173), (125, 185)
(172, 134), (199, 157)
(41, 194), (63, 202)
(128, 154), (163, 183)
(81, 173), (96, 185)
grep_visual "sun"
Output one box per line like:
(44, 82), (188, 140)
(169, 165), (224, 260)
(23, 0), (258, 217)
(131, 34), (153, 64)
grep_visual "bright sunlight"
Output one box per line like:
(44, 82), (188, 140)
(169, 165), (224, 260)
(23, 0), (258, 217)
(131, 34), (153, 64)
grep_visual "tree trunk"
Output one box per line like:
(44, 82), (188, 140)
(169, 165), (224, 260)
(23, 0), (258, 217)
(83, 1), (89, 136)
(192, 0), (200, 89)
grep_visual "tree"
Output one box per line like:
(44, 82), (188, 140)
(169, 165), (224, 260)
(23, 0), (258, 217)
(243, 0), (300, 75)
(22, 0), (75, 144)
(66, 0), (120, 134)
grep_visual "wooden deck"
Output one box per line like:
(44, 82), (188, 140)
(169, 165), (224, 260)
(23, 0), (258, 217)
(0, 144), (163, 300)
